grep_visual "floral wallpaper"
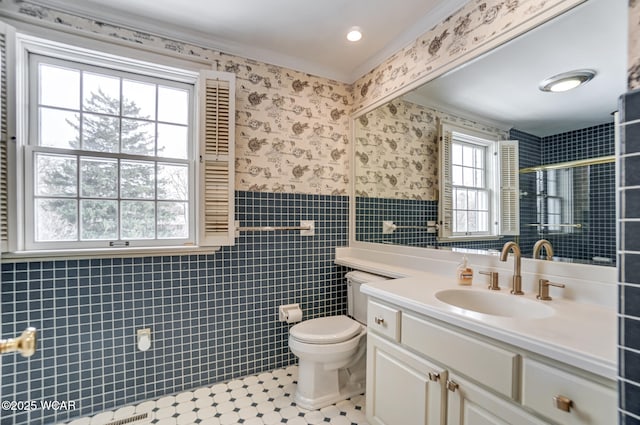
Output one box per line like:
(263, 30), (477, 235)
(352, 0), (584, 112)
(230, 61), (350, 195)
(354, 98), (505, 200)
(2, 0), (634, 198)
(2, 1), (352, 196)
(355, 99), (439, 200)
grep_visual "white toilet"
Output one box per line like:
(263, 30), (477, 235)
(288, 271), (388, 410)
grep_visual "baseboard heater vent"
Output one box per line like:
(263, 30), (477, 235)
(105, 413), (149, 425)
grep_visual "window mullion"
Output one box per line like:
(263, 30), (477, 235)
(154, 83), (159, 241)
(118, 76), (123, 155)
(79, 69), (84, 151)
(30, 145), (187, 164)
(154, 161), (158, 241)
(117, 76), (123, 243)
(76, 153), (81, 242)
(77, 69), (83, 243)
(117, 157), (122, 242)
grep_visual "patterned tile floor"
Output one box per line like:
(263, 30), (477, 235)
(63, 366), (369, 425)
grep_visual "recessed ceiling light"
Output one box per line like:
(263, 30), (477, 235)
(539, 70), (596, 93)
(347, 27), (362, 42)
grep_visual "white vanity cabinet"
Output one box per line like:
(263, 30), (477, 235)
(366, 297), (616, 425)
(367, 333), (447, 425)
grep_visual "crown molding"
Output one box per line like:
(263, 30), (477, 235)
(26, 0), (353, 82)
(27, 0), (469, 84)
(347, 0), (468, 82)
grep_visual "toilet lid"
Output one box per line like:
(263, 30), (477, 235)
(290, 315), (362, 344)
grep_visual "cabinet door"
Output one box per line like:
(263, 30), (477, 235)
(367, 333), (446, 425)
(446, 374), (548, 425)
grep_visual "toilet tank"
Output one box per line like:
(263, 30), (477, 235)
(346, 271), (389, 324)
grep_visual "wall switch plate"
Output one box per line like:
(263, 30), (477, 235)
(300, 220), (315, 236)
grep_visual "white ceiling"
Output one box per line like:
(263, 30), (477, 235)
(30, 0), (468, 83)
(405, 0), (627, 137)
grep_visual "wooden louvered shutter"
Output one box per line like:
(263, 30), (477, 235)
(0, 22), (14, 253)
(198, 70), (235, 247)
(499, 140), (520, 236)
(438, 124), (453, 239)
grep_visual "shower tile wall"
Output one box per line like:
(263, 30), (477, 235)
(511, 129), (542, 256)
(619, 88), (640, 424)
(0, 191), (349, 425)
(542, 123), (615, 163)
(511, 123), (615, 263)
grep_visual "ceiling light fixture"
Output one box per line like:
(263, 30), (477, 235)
(347, 27), (362, 42)
(539, 69), (596, 93)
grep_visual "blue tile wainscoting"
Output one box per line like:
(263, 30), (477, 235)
(355, 196), (436, 247)
(355, 123), (616, 260)
(0, 191), (349, 425)
(355, 196), (514, 251)
(512, 124), (616, 264)
(619, 87), (640, 424)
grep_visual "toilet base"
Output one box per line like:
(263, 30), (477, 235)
(294, 354), (366, 410)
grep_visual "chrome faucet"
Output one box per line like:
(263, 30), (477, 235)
(533, 239), (554, 260)
(500, 241), (523, 295)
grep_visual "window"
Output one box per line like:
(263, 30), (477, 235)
(1, 32), (235, 255)
(28, 55), (193, 249)
(541, 169), (565, 232)
(451, 140), (489, 234)
(439, 122), (519, 240)
(536, 168), (580, 234)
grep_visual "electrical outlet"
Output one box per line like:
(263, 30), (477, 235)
(137, 328), (151, 351)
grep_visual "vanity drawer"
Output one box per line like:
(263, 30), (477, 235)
(402, 312), (519, 399)
(522, 358), (616, 425)
(368, 300), (401, 342)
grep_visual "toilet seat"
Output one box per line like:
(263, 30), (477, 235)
(290, 315), (362, 344)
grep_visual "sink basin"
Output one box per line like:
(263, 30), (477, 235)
(435, 289), (555, 319)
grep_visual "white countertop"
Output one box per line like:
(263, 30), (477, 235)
(336, 248), (617, 381)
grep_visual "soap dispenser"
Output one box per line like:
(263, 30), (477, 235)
(456, 255), (473, 286)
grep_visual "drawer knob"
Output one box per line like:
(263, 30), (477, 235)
(553, 395), (573, 412)
(428, 372), (440, 382)
(446, 379), (459, 392)
(374, 316), (385, 325)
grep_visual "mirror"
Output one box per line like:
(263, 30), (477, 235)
(353, 0), (626, 266)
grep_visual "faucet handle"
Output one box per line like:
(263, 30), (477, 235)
(537, 279), (565, 301)
(479, 271), (500, 290)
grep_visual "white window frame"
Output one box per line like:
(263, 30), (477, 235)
(26, 53), (196, 250)
(450, 134), (493, 237)
(438, 122), (519, 241)
(4, 32), (235, 257)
